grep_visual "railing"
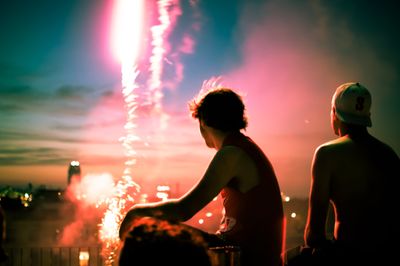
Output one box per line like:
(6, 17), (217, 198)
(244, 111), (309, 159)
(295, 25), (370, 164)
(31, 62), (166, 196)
(1, 246), (109, 266)
(2, 246), (241, 266)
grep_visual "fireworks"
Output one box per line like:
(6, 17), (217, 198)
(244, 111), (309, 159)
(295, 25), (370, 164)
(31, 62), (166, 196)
(97, 0), (145, 264)
(98, 0), (181, 264)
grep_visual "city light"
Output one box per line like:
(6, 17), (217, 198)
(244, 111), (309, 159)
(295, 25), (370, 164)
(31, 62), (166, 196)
(79, 250), (90, 266)
(157, 185), (170, 192)
(156, 192), (169, 201)
(70, 161), (80, 166)
(156, 185), (170, 201)
(20, 193), (32, 208)
(139, 193), (148, 203)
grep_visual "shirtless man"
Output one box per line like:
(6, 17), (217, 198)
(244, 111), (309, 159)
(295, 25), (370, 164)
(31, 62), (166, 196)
(119, 88), (285, 266)
(304, 82), (400, 265)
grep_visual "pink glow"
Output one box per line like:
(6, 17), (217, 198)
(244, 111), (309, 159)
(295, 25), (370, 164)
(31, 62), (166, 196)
(179, 34), (195, 54)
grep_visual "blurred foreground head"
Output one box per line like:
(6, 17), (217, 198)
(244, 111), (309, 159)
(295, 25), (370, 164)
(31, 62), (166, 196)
(119, 217), (211, 266)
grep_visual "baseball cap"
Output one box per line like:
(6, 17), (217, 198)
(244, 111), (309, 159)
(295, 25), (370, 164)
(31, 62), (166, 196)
(332, 82), (372, 127)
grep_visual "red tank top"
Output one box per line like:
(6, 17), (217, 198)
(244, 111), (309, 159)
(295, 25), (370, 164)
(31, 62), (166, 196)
(217, 132), (284, 266)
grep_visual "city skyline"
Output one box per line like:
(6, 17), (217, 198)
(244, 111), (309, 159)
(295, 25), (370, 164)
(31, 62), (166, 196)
(1, 0), (400, 197)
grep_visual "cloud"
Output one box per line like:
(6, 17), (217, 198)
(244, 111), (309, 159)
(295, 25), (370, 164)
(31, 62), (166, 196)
(0, 83), (119, 161)
(0, 85), (36, 98)
(0, 130), (76, 143)
(161, 0), (202, 91)
(0, 102), (24, 113)
(0, 146), (74, 166)
(54, 85), (95, 101)
(0, 84), (97, 119)
(0, 62), (36, 83)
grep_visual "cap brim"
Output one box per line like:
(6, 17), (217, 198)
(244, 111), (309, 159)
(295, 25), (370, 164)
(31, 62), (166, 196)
(336, 110), (372, 127)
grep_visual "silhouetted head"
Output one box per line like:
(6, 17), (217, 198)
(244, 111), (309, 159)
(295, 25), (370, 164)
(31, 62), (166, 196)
(119, 217), (211, 266)
(331, 82), (372, 136)
(189, 88), (248, 132)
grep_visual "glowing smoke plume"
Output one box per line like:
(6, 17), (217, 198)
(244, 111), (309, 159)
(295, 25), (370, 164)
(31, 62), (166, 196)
(60, 173), (116, 247)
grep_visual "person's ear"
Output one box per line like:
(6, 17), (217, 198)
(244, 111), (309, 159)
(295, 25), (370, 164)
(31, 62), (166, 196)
(331, 107), (338, 120)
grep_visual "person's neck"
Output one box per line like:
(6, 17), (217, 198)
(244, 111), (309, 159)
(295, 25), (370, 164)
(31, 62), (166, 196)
(340, 124), (369, 139)
(212, 130), (237, 150)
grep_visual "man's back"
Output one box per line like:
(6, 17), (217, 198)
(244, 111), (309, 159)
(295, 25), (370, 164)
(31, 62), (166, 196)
(320, 133), (399, 246)
(303, 82), (399, 265)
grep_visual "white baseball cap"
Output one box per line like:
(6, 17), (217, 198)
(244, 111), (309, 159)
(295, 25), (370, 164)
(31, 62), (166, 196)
(332, 82), (372, 127)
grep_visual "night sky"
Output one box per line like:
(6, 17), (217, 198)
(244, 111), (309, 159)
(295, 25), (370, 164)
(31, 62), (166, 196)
(1, 0), (399, 197)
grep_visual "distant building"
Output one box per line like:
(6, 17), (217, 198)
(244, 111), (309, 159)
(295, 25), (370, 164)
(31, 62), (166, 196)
(67, 161), (81, 185)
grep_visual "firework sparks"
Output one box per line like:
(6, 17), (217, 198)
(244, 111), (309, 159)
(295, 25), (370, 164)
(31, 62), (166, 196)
(98, 0), (145, 264)
(98, 0), (185, 263)
(148, 0), (171, 111)
(147, 0), (181, 131)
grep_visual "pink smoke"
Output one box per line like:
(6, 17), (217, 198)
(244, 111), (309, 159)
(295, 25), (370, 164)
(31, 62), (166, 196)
(59, 173), (117, 246)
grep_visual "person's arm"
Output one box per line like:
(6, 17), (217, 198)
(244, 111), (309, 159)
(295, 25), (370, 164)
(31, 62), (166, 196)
(304, 145), (331, 247)
(119, 145), (242, 239)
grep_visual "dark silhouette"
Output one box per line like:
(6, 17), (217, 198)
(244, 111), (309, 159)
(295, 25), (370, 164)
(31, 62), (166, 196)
(287, 82), (400, 266)
(0, 204), (7, 262)
(118, 217), (211, 266)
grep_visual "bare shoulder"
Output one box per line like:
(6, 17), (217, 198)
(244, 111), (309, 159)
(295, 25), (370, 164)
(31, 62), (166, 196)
(315, 136), (352, 155)
(312, 137), (354, 171)
(210, 145), (247, 172)
(217, 145), (259, 192)
(314, 139), (336, 157)
(207, 145), (247, 175)
(216, 145), (247, 159)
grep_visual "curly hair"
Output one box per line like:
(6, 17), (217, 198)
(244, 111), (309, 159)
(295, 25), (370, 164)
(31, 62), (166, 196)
(189, 88), (248, 131)
(119, 218), (211, 266)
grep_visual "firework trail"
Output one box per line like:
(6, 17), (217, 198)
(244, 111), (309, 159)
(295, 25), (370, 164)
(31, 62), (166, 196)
(149, 0), (176, 111)
(98, 0), (189, 264)
(98, 0), (144, 264)
(147, 0), (183, 131)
